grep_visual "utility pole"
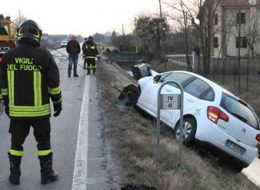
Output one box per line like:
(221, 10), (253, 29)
(158, 0), (165, 70)
(19, 10), (21, 25)
(159, 0), (162, 18)
(121, 24), (125, 36)
(238, 8), (241, 91)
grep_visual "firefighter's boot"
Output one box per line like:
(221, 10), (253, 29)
(39, 153), (58, 184)
(92, 68), (96, 75)
(9, 153), (21, 185)
(86, 68), (90, 75)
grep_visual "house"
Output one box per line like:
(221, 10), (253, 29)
(213, 0), (260, 57)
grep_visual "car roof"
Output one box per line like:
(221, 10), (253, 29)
(166, 70), (236, 98)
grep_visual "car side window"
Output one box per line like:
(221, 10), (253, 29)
(184, 78), (211, 99)
(201, 89), (215, 101)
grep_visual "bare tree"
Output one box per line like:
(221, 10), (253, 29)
(164, 0), (195, 71)
(196, 0), (222, 75)
(165, 0), (221, 75)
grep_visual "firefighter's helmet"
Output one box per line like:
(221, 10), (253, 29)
(88, 36), (93, 41)
(16, 20), (42, 44)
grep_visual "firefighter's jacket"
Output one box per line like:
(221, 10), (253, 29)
(0, 43), (62, 119)
(82, 41), (98, 59)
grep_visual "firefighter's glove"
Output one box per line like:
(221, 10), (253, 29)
(97, 55), (101, 60)
(53, 103), (62, 117)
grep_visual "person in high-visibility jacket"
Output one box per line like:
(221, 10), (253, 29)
(0, 20), (62, 185)
(82, 36), (99, 75)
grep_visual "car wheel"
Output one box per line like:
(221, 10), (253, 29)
(173, 117), (197, 145)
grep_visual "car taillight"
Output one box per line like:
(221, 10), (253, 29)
(0, 57), (2, 63)
(207, 106), (229, 124)
(256, 134), (260, 142)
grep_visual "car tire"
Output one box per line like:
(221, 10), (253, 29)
(173, 117), (197, 146)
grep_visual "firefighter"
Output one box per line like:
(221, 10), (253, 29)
(82, 36), (99, 75)
(82, 37), (88, 70)
(0, 20), (62, 185)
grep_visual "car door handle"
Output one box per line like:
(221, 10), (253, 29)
(241, 128), (246, 133)
(196, 107), (202, 111)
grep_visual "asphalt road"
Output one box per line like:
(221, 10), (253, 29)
(0, 49), (112, 190)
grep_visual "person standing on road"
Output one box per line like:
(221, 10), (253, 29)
(82, 37), (88, 70)
(82, 36), (99, 75)
(0, 20), (62, 185)
(66, 35), (80, 77)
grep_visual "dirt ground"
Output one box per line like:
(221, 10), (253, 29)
(95, 60), (259, 190)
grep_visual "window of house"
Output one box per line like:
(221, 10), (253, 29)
(237, 12), (246, 24)
(236, 37), (247, 48)
(214, 37), (219, 48)
(215, 14), (218, 25)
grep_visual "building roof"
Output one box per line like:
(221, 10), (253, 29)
(221, 0), (260, 6)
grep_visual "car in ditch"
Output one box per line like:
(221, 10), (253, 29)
(136, 70), (260, 168)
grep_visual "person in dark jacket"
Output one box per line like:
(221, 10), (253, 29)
(82, 36), (99, 75)
(0, 20), (62, 185)
(66, 35), (80, 77)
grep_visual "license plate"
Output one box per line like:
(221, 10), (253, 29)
(226, 140), (245, 155)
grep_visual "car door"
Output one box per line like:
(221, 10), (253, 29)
(219, 93), (259, 147)
(157, 72), (201, 127)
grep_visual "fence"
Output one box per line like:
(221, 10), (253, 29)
(165, 54), (192, 68)
(164, 53), (260, 93)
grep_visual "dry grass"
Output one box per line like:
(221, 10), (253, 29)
(96, 61), (259, 190)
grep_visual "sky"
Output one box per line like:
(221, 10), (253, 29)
(3, 0), (161, 37)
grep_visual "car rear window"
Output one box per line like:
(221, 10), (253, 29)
(184, 78), (213, 100)
(221, 93), (259, 129)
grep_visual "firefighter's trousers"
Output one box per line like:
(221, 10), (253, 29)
(84, 58), (96, 74)
(9, 118), (52, 157)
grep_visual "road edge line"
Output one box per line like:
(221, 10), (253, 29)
(71, 76), (90, 190)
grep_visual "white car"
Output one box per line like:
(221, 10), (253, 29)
(137, 70), (260, 168)
(60, 40), (68, 48)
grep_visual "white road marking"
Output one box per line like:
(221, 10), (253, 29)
(243, 158), (260, 188)
(71, 76), (90, 190)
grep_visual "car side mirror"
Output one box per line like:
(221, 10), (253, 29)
(153, 75), (161, 83)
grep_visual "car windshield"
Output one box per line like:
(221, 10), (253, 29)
(160, 72), (191, 84)
(220, 93), (259, 129)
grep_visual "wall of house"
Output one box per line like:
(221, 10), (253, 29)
(225, 8), (249, 57)
(213, 6), (222, 57)
(255, 7), (260, 56)
(213, 6), (260, 58)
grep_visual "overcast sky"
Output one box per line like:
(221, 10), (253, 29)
(3, 0), (161, 37)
